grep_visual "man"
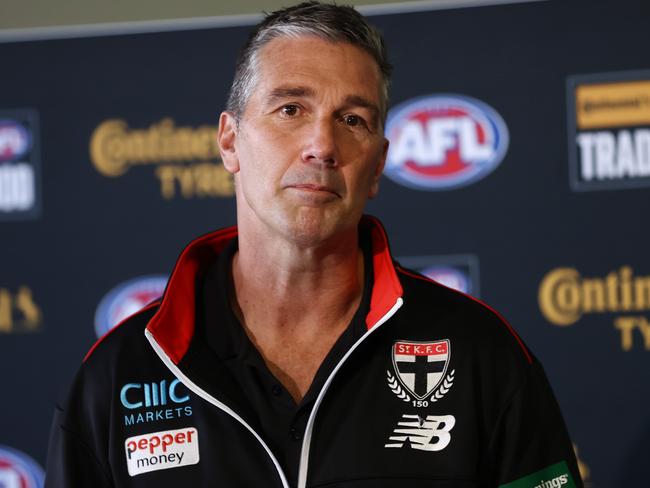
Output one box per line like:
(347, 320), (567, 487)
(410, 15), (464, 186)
(46, 2), (583, 487)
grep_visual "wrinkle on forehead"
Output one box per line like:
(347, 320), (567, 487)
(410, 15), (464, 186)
(248, 37), (384, 119)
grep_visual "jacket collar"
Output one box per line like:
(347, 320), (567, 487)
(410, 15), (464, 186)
(146, 215), (403, 365)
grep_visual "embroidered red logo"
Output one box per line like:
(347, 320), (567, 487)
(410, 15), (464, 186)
(387, 339), (455, 406)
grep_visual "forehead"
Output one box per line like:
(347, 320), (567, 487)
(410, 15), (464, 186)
(251, 36), (382, 103)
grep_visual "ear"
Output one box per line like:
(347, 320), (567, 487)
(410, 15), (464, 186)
(217, 111), (240, 174)
(368, 137), (388, 199)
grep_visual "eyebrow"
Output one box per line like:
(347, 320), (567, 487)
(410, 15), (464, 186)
(265, 86), (315, 105)
(342, 95), (380, 121)
(264, 86), (381, 123)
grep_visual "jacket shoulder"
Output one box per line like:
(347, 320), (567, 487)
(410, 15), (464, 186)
(83, 301), (160, 365)
(396, 265), (533, 368)
(49, 303), (164, 484)
(58, 302), (166, 429)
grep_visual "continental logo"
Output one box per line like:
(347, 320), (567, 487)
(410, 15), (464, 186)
(576, 80), (650, 129)
(539, 266), (650, 351)
(0, 286), (41, 333)
(567, 70), (650, 191)
(89, 118), (234, 199)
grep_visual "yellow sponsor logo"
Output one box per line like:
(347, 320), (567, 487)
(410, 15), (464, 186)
(573, 444), (590, 486)
(89, 118), (234, 199)
(538, 267), (650, 351)
(576, 80), (650, 130)
(0, 286), (41, 333)
(569, 73), (650, 189)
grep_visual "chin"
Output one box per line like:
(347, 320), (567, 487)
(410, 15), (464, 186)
(285, 215), (330, 246)
(283, 208), (356, 247)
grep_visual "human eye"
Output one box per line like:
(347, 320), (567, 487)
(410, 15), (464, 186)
(340, 113), (370, 131)
(279, 104), (300, 117)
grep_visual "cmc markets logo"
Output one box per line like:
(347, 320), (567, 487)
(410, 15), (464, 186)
(89, 118), (234, 200)
(120, 378), (192, 427)
(0, 445), (44, 488)
(0, 286), (41, 334)
(95, 275), (167, 338)
(384, 95), (509, 190)
(538, 266), (650, 351)
(0, 110), (41, 220)
(567, 70), (650, 191)
(399, 255), (480, 297)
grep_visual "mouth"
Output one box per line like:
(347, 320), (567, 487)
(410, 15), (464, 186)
(287, 184), (341, 198)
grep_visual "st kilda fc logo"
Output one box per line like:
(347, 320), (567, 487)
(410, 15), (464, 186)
(387, 340), (455, 408)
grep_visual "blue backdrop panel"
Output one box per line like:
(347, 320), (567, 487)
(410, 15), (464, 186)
(0, 0), (648, 486)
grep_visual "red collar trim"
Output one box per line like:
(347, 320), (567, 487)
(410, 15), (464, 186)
(361, 215), (404, 329)
(147, 216), (403, 365)
(146, 225), (238, 364)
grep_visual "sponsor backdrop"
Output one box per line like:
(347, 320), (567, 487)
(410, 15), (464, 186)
(0, 0), (648, 485)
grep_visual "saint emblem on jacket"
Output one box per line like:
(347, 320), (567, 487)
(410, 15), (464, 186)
(387, 339), (455, 407)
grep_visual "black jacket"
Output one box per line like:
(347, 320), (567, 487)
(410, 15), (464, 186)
(46, 216), (583, 488)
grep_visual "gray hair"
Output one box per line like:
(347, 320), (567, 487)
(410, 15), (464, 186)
(225, 1), (392, 123)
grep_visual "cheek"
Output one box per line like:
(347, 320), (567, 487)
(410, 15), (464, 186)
(355, 151), (385, 197)
(345, 165), (377, 199)
(236, 149), (281, 201)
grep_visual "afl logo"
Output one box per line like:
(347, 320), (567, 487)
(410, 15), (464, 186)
(95, 275), (167, 338)
(0, 121), (31, 163)
(421, 266), (472, 295)
(0, 445), (44, 488)
(384, 95), (509, 190)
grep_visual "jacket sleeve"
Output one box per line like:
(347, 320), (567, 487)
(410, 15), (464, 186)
(486, 361), (584, 488)
(44, 403), (113, 488)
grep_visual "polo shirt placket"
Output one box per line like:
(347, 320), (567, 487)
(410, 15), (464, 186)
(199, 236), (373, 487)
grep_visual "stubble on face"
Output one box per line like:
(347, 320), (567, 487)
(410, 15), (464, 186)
(228, 36), (388, 249)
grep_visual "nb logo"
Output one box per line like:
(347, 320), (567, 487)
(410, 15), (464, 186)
(384, 414), (455, 452)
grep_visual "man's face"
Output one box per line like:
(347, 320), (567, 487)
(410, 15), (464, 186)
(218, 36), (388, 246)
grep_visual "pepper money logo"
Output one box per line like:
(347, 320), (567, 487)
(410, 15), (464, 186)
(0, 445), (44, 488)
(95, 275), (167, 338)
(538, 266), (650, 351)
(567, 70), (650, 191)
(0, 110), (41, 220)
(125, 427), (199, 476)
(89, 118), (234, 200)
(384, 94), (509, 190)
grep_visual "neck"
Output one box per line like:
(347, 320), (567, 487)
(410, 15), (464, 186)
(232, 220), (364, 331)
(229, 218), (365, 403)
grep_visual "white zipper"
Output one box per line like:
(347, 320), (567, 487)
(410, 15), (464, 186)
(296, 297), (404, 488)
(145, 329), (291, 488)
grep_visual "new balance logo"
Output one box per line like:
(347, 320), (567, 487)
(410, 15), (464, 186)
(384, 414), (455, 451)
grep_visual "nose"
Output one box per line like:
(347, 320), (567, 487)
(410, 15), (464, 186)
(300, 117), (338, 167)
